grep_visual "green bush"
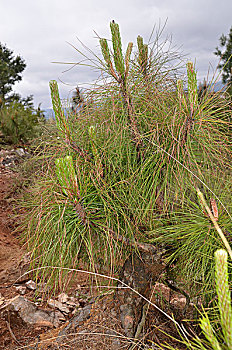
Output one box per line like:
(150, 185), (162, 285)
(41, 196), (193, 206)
(0, 101), (40, 144)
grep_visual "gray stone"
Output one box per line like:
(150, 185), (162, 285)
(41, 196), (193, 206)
(66, 296), (79, 308)
(15, 285), (27, 295)
(57, 292), (68, 303)
(47, 298), (70, 314)
(25, 280), (37, 290)
(1, 296), (61, 328)
(57, 303), (92, 341)
(15, 148), (25, 157)
(55, 309), (66, 321)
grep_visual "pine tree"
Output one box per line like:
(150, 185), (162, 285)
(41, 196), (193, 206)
(0, 43), (26, 106)
(214, 26), (232, 87)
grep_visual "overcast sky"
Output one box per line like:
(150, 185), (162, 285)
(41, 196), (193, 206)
(1, 0), (232, 108)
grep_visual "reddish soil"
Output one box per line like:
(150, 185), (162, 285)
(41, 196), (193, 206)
(0, 166), (31, 349)
(0, 169), (25, 282)
(0, 170), (19, 345)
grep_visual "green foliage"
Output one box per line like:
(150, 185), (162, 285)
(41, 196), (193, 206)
(99, 38), (113, 71)
(137, 35), (148, 74)
(214, 249), (232, 347)
(214, 26), (232, 93)
(0, 101), (40, 144)
(22, 22), (232, 301)
(100, 20), (133, 85)
(188, 249), (232, 350)
(199, 314), (222, 350)
(125, 42), (133, 75)
(110, 20), (125, 77)
(187, 61), (199, 114)
(55, 155), (79, 199)
(0, 43), (26, 104)
(150, 249), (232, 350)
(49, 80), (71, 140)
(0, 42), (43, 144)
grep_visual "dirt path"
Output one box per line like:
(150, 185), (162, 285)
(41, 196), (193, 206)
(0, 168), (25, 283)
(0, 165), (29, 349)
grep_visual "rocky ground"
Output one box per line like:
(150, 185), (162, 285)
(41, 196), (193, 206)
(0, 147), (192, 349)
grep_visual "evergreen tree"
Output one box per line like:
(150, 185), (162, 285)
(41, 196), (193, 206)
(0, 43), (45, 144)
(214, 26), (232, 87)
(0, 43), (26, 105)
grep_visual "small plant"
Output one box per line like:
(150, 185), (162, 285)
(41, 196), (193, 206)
(49, 80), (71, 141)
(55, 155), (79, 200)
(186, 249), (232, 350)
(22, 21), (232, 312)
(0, 101), (40, 144)
(200, 249), (232, 349)
(137, 35), (149, 75)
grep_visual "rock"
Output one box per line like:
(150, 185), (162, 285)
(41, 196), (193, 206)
(75, 285), (82, 296)
(58, 292), (68, 303)
(15, 285), (27, 295)
(57, 304), (92, 342)
(1, 296), (61, 328)
(35, 306), (92, 347)
(47, 298), (70, 314)
(152, 282), (171, 302)
(66, 296), (79, 308)
(25, 280), (37, 290)
(54, 310), (66, 321)
(116, 250), (164, 338)
(170, 297), (187, 308)
(2, 156), (16, 167)
(15, 148), (25, 157)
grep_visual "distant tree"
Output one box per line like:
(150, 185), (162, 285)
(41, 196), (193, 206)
(0, 43), (26, 106)
(36, 102), (46, 122)
(0, 43), (45, 144)
(71, 86), (85, 112)
(198, 78), (208, 100)
(0, 100), (39, 144)
(214, 26), (232, 88)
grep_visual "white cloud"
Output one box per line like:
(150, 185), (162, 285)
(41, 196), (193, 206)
(1, 0), (231, 107)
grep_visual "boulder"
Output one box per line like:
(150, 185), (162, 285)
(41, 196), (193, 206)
(1, 295), (62, 328)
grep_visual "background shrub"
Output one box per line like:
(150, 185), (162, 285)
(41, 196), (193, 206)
(0, 101), (42, 144)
